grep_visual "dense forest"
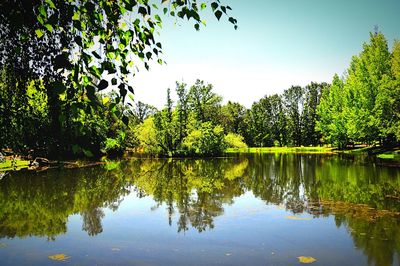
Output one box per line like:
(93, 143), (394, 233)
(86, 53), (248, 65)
(1, 30), (400, 158)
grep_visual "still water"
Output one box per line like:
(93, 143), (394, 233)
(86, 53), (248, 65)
(0, 154), (399, 266)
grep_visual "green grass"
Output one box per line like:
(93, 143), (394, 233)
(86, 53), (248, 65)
(0, 160), (30, 171)
(376, 150), (400, 160)
(377, 153), (395, 159)
(342, 146), (400, 160)
(225, 146), (334, 154)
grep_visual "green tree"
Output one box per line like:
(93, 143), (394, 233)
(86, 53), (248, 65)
(183, 122), (226, 156)
(188, 79), (222, 124)
(344, 31), (391, 144)
(0, 1), (236, 156)
(316, 75), (348, 148)
(220, 101), (247, 135)
(0, 68), (49, 153)
(176, 81), (190, 143)
(301, 82), (328, 146)
(283, 86), (303, 146)
(374, 39), (400, 145)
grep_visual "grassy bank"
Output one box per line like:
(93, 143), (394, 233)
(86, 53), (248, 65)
(342, 146), (400, 159)
(0, 160), (30, 171)
(225, 146), (334, 154)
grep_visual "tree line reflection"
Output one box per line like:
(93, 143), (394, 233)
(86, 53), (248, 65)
(0, 154), (399, 265)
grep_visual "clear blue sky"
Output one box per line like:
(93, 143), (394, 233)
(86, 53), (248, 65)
(133, 0), (400, 108)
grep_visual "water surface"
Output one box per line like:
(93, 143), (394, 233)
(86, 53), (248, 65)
(0, 154), (399, 265)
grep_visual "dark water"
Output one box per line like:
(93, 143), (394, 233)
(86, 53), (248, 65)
(0, 154), (399, 266)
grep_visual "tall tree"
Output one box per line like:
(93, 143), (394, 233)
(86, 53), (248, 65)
(220, 101), (246, 135)
(344, 31), (391, 144)
(283, 86), (303, 146)
(374, 39), (400, 145)
(301, 82), (328, 146)
(316, 75), (348, 148)
(176, 81), (190, 143)
(188, 79), (222, 124)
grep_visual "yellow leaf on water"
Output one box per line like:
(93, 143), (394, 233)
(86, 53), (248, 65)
(298, 256), (317, 264)
(285, 216), (312, 221)
(48, 253), (70, 261)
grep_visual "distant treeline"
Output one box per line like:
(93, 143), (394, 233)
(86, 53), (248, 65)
(0, 31), (399, 157)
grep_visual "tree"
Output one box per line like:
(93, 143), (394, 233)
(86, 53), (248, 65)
(153, 88), (180, 155)
(188, 79), (222, 124)
(316, 75), (348, 148)
(132, 101), (157, 124)
(183, 122), (225, 156)
(0, 68), (49, 153)
(344, 32), (391, 144)
(374, 39), (400, 145)
(0, 0), (237, 156)
(283, 86), (303, 146)
(301, 82), (328, 146)
(220, 101), (247, 135)
(176, 81), (190, 143)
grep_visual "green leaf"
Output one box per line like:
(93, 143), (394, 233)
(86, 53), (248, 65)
(138, 6), (147, 16)
(92, 51), (101, 59)
(72, 12), (80, 21)
(102, 97), (110, 105)
(54, 52), (71, 70)
(211, 2), (218, 11)
(201, 3), (207, 10)
(45, 0), (56, 9)
(45, 24), (53, 32)
(38, 5), (46, 17)
(72, 144), (81, 154)
(98, 79), (108, 91)
(35, 29), (44, 38)
(82, 149), (94, 157)
(215, 10), (223, 21)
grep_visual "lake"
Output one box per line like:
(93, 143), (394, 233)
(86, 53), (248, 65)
(0, 154), (399, 265)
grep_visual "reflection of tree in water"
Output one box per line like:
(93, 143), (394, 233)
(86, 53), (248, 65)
(1, 154), (399, 264)
(345, 217), (400, 266)
(131, 158), (245, 233)
(82, 208), (105, 236)
(0, 163), (134, 239)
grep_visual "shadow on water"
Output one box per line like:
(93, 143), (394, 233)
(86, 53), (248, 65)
(0, 154), (399, 265)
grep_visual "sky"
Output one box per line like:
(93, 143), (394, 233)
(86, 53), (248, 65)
(132, 0), (400, 108)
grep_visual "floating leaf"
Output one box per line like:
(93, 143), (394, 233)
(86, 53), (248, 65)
(297, 256), (317, 264)
(285, 216), (312, 221)
(48, 254), (70, 261)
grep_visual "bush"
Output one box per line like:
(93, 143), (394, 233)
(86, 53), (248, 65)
(224, 133), (248, 149)
(183, 122), (226, 156)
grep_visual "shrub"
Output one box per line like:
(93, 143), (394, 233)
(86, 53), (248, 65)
(224, 133), (248, 149)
